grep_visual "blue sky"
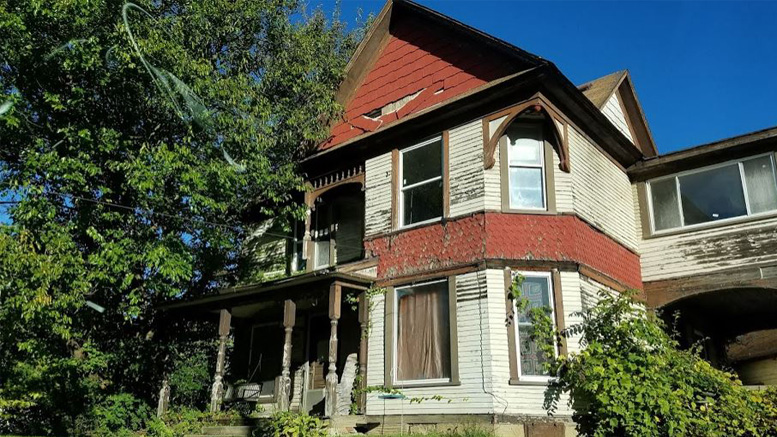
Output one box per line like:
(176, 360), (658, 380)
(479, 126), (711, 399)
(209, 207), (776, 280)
(329, 0), (777, 154)
(3, 1), (775, 223)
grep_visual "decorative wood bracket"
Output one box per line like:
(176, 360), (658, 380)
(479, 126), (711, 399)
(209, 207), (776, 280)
(483, 95), (570, 173)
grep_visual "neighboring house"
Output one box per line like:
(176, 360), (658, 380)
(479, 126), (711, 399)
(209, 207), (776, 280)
(162, 0), (777, 434)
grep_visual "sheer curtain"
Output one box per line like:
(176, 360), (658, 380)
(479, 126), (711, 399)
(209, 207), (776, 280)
(743, 156), (777, 214)
(396, 283), (451, 381)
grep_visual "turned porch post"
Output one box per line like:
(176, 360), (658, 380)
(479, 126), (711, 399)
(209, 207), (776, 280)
(277, 299), (296, 411)
(325, 282), (342, 417)
(209, 309), (231, 413)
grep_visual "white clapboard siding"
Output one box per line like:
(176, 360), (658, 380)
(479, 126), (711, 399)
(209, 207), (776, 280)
(601, 93), (634, 143)
(245, 219), (287, 279)
(569, 127), (638, 251)
(365, 272), (498, 415)
(364, 152), (393, 237)
(554, 151), (574, 213)
(449, 120), (487, 217)
(640, 216), (777, 282)
(632, 184), (643, 253)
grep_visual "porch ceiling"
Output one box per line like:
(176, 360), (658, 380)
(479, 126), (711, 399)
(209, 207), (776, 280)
(157, 270), (372, 313)
(662, 287), (777, 338)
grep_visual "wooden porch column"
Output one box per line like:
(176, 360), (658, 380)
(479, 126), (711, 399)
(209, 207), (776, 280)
(325, 282), (342, 417)
(357, 291), (369, 414)
(277, 300), (296, 411)
(209, 309), (231, 413)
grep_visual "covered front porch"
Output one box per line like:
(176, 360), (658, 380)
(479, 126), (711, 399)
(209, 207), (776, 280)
(161, 272), (372, 418)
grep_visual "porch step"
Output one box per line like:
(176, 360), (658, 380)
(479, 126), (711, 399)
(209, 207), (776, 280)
(201, 426), (253, 435)
(184, 425), (254, 437)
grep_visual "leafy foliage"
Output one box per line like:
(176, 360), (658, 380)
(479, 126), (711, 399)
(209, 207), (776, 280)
(255, 411), (327, 437)
(530, 289), (777, 437)
(0, 0), (363, 434)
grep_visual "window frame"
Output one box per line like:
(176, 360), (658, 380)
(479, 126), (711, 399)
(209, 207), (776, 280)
(499, 121), (557, 214)
(398, 136), (444, 228)
(646, 153), (777, 235)
(510, 271), (558, 383)
(385, 277), (460, 388)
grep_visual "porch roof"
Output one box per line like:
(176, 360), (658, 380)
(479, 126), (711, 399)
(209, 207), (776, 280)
(158, 270), (373, 313)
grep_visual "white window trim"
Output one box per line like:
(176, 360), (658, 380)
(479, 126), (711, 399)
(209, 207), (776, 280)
(647, 153), (777, 235)
(507, 124), (547, 211)
(392, 278), (452, 386)
(512, 270), (557, 382)
(399, 136), (444, 228)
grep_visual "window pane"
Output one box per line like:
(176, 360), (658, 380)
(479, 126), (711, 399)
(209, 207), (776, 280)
(396, 281), (451, 381)
(514, 276), (551, 324)
(509, 167), (544, 209)
(679, 164), (747, 225)
(403, 180), (442, 225)
(402, 139), (442, 187)
(650, 178), (681, 231)
(518, 327), (550, 377)
(743, 156), (777, 214)
(506, 124), (543, 166)
(314, 240), (330, 269)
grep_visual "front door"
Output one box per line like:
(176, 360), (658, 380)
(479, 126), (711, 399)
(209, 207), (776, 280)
(304, 314), (330, 414)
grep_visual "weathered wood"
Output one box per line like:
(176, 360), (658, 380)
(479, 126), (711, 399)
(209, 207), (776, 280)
(210, 309), (231, 413)
(278, 300), (296, 411)
(325, 283), (341, 417)
(156, 378), (170, 418)
(357, 292), (369, 414)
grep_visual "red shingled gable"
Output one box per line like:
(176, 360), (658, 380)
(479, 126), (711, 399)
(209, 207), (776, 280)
(364, 213), (642, 290)
(320, 15), (516, 150)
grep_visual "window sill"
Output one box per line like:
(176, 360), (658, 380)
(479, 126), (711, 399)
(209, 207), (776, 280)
(509, 378), (554, 386)
(398, 216), (443, 231)
(390, 380), (461, 390)
(501, 208), (557, 216)
(646, 209), (777, 240)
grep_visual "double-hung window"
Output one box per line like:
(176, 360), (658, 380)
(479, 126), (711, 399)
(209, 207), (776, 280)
(506, 123), (546, 210)
(393, 279), (451, 385)
(400, 137), (443, 226)
(512, 271), (556, 380)
(648, 154), (777, 232)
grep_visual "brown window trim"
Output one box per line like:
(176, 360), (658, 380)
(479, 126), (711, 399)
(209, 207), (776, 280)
(384, 276), (460, 388)
(504, 268), (566, 385)
(482, 93), (570, 173)
(499, 122), (558, 214)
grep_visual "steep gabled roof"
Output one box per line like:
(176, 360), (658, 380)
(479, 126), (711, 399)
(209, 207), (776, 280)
(579, 70), (626, 109)
(306, 0), (646, 173)
(320, 0), (545, 151)
(579, 70), (658, 157)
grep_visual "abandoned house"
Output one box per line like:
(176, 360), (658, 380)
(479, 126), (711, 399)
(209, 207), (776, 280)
(161, 0), (777, 434)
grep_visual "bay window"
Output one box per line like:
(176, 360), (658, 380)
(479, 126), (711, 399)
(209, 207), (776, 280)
(648, 154), (777, 232)
(400, 137), (443, 226)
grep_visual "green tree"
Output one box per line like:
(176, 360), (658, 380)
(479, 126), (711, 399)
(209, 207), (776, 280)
(520, 286), (777, 436)
(0, 0), (362, 433)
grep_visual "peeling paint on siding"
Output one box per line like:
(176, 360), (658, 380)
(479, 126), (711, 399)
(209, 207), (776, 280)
(365, 152), (393, 237)
(641, 216), (777, 281)
(449, 120), (486, 216)
(568, 126), (638, 251)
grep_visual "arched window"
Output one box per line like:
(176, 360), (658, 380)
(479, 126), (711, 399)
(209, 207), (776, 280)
(499, 116), (557, 213)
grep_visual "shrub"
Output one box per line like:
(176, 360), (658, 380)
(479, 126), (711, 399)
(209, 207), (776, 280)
(532, 289), (777, 437)
(256, 411), (327, 437)
(74, 393), (153, 436)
